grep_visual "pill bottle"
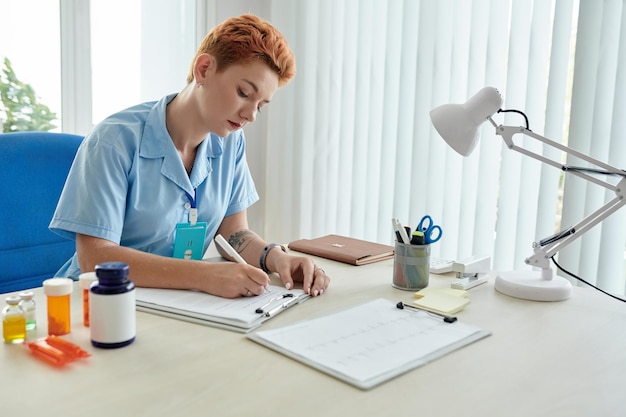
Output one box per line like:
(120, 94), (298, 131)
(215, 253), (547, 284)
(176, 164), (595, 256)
(42, 278), (73, 336)
(3, 295), (26, 344)
(18, 291), (37, 331)
(78, 272), (98, 327)
(90, 262), (136, 349)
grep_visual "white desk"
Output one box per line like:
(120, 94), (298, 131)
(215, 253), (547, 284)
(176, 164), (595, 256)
(2, 257), (625, 417)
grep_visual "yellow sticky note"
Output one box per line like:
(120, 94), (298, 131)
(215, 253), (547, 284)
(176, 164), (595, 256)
(412, 293), (470, 315)
(414, 287), (467, 299)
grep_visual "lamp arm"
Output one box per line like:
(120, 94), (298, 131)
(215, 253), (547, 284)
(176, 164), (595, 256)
(529, 188), (626, 266)
(494, 122), (623, 192)
(491, 120), (626, 269)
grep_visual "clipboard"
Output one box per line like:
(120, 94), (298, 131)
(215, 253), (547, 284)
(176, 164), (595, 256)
(135, 285), (310, 333)
(248, 298), (491, 389)
(288, 234), (394, 265)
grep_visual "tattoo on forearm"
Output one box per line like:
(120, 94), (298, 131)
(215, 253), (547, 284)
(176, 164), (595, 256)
(229, 231), (255, 254)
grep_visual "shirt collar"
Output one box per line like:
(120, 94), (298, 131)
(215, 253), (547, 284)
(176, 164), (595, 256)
(139, 93), (224, 189)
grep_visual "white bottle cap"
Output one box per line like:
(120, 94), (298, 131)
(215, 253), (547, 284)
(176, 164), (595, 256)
(5, 295), (21, 305)
(43, 278), (74, 296)
(79, 272), (98, 290)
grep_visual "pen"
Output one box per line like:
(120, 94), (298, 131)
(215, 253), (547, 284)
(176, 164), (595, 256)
(396, 301), (457, 323)
(215, 234), (247, 264)
(392, 218), (410, 244)
(255, 293), (294, 314)
(215, 234), (270, 295)
(265, 296), (301, 317)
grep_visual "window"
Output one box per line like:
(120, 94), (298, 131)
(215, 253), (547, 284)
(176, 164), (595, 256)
(90, 0), (142, 124)
(0, 0), (61, 131)
(89, 0), (195, 126)
(1, 0), (196, 134)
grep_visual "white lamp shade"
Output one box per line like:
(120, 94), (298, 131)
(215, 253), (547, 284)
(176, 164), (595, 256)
(430, 87), (503, 156)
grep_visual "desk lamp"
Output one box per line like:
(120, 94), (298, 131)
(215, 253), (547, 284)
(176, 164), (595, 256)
(429, 87), (626, 301)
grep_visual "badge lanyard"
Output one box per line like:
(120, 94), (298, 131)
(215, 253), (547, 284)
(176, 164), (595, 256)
(173, 189), (207, 260)
(186, 190), (198, 226)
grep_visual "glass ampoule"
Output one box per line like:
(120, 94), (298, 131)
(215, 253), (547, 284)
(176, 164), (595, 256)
(19, 291), (37, 331)
(3, 295), (26, 344)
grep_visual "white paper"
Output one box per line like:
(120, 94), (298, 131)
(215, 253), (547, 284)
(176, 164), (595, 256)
(135, 285), (307, 330)
(249, 298), (490, 389)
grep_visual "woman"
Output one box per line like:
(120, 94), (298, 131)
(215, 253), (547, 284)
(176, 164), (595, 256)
(50, 14), (330, 298)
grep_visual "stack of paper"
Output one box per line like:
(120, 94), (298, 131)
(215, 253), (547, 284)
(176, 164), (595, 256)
(135, 285), (309, 333)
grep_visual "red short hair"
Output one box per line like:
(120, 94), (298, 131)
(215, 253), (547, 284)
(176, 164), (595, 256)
(187, 14), (296, 87)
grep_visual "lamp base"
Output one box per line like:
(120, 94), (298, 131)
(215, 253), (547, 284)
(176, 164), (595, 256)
(495, 270), (572, 302)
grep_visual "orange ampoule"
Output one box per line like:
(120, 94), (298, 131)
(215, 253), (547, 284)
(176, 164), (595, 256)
(27, 340), (70, 366)
(46, 335), (90, 359)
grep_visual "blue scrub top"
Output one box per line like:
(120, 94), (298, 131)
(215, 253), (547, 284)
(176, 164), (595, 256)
(50, 93), (259, 278)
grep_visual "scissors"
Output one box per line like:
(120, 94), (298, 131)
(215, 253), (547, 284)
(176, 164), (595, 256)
(417, 215), (443, 244)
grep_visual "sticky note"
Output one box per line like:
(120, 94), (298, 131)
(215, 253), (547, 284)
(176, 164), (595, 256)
(412, 288), (470, 315)
(414, 287), (468, 299)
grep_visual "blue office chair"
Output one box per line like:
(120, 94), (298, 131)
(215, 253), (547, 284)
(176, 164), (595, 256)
(0, 131), (83, 293)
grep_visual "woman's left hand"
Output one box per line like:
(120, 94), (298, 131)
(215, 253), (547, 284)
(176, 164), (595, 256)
(269, 252), (330, 296)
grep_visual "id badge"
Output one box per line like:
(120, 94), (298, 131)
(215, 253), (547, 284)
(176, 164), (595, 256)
(173, 222), (207, 260)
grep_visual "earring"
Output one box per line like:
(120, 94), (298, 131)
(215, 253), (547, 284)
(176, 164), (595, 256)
(196, 82), (202, 89)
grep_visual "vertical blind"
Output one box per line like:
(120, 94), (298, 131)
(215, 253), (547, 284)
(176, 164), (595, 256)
(57, 0), (625, 295)
(560, 0), (626, 294)
(228, 0), (626, 296)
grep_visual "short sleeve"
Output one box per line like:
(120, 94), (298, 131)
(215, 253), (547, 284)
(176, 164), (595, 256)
(50, 125), (133, 244)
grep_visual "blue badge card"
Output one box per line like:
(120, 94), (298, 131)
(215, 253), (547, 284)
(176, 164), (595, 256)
(173, 222), (207, 260)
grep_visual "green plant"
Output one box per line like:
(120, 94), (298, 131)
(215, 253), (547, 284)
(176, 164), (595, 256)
(0, 57), (57, 133)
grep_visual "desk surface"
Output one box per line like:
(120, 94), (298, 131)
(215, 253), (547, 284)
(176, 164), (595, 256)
(2, 257), (625, 417)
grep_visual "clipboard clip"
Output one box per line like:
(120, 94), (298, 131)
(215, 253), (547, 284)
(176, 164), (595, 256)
(265, 296), (301, 318)
(396, 301), (458, 323)
(255, 293), (295, 314)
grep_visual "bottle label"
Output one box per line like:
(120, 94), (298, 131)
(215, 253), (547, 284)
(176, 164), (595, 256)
(90, 290), (136, 344)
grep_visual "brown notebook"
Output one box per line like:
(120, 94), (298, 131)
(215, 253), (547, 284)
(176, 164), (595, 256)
(288, 234), (394, 266)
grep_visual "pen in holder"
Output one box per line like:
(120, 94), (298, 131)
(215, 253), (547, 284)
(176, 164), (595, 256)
(392, 242), (430, 290)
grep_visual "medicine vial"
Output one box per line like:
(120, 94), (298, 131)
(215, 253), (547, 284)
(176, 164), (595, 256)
(78, 272), (98, 327)
(3, 295), (26, 344)
(42, 278), (74, 336)
(90, 262), (136, 349)
(18, 291), (37, 331)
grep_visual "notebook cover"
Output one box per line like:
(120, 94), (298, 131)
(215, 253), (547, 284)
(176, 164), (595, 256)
(288, 234), (394, 265)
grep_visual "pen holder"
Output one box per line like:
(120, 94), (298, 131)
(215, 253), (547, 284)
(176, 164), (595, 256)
(392, 242), (430, 291)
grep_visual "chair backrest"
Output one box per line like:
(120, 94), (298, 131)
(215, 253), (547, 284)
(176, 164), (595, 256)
(0, 131), (83, 293)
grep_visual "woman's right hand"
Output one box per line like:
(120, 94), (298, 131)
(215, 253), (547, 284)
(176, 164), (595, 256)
(201, 262), (270, 298)
(76, 233), (270, 299)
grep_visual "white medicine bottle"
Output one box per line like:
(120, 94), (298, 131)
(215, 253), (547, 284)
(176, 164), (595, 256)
(90, 262), (136, 349)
